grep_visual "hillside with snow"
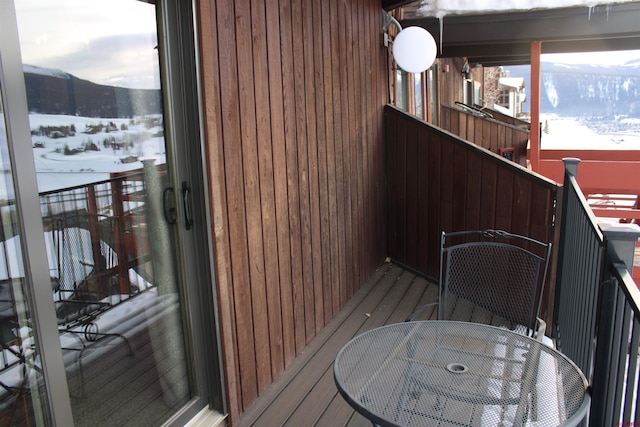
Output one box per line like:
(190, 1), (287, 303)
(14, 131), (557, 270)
(29, 113), (166, 193)
(506, 58), (640, 149)
(540, 62), (640, 116)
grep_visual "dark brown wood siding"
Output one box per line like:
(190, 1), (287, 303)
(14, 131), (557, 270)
(436, 58), (466, 121)
(385, 105), (558, 330)
(441, 104), (531, 166)
(197, 0), (387, 422)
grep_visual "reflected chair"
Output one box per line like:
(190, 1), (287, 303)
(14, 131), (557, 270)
(0, 278), (37, 427)
(48, 215), (133, 396)
(407, 229), (552, 340)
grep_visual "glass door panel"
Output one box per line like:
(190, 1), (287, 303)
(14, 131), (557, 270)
(13, 1), (194, 424)
(0, 70), (50, 426)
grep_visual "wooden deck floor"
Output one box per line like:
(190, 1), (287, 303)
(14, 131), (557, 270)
(237, 261), (439, 427)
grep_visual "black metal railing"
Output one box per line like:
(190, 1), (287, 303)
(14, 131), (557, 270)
(592, 261), (640, 425)
(555, 158), (640, 426)
(554, 159), (606, 378)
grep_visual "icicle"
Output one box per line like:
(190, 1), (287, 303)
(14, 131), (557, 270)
(437, 12), (445, 55)
(588, 5), (592, 20)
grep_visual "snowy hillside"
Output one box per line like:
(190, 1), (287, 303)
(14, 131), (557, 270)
(540, 63), (640, 116)
(29, 113), (166, 193)
(506, 59), (640, 149)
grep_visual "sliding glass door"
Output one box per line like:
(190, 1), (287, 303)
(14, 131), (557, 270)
(0, 0), (221, 424)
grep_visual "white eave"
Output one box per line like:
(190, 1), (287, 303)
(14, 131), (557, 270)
(499, 77), (525, 90)
(412, 0), (637, 17)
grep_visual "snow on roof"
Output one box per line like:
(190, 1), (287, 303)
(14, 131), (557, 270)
(492, 103), (512, 115)
(414, 0), (637, 16)
(499, 77), (525, 89)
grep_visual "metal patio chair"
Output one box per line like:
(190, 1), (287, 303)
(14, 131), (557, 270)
(48, 214), (133, 396)
(407, 229), (552, 340)
(0, 278), (43, 426)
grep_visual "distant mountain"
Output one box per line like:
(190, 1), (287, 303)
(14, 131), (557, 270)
(23, 65), (162, 118)
(504, 61), (640, 117)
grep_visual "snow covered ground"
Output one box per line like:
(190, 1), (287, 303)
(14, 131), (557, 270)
(28, 113), (166, 193)
(540, 113), (640, 150)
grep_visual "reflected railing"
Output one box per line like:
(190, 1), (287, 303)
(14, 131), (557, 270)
(0, 165), (163, 382)
(0, 160), (191, 425)
(40, 168), (157, 305)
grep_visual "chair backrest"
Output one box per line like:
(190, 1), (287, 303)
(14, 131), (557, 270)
(439, 229), (552, 336)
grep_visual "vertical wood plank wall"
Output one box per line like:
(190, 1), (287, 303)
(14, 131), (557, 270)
(385, 105), (559, 328)
(197, 0), (387, 421)
(436, 58), (465, 121)
(440, 104), (531, 167)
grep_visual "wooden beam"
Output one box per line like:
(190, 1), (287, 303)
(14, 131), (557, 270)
(382, 0), (415, 11)
(591, 208), (640, 220)
(529, 41), (541, 171)
(538, 159), (640, 194)
(400, 3), (640, 60)
(540, 150), (640, 162)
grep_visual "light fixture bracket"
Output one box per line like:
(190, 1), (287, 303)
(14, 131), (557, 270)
(381, 10), (402, 33)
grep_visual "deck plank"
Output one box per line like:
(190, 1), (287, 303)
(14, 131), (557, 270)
(238, 262), (439, 426)
(237, 263), (404, 426)
(235, 262), (387, 425)
(283, 268), (424, 426)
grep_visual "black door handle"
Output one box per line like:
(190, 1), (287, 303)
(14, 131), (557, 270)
(182, 181), (193, 231)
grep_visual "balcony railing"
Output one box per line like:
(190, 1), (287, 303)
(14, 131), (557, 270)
(554, 159), (606, 377)
(593, 260), (640, 425)
(39, 167), (157, 302)
(555, 158), (640, 426)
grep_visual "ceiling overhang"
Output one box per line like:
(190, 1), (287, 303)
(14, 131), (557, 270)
(386, 2), (640, 66)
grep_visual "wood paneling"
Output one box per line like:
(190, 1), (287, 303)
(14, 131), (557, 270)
(197, 0), (387, 422)
(441, 104), (531, 167)
(436, 58), (466, 120)
(385, 105), (559, 327)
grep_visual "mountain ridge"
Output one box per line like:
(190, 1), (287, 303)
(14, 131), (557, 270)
(23, 65), (162, 118)
(505, 61), (640, 116)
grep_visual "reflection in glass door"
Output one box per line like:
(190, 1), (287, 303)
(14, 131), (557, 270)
(9, 0), (199, 424)
(0, 67), (51, 427)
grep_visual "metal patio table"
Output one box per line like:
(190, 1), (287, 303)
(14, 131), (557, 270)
(334, 321), (590, 427)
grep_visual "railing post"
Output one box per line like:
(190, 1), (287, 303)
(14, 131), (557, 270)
(553, 157), (583, 335)
(110, 173), (130, 295)
(600, 223), (640, 272)
(563, 157), (581, 177)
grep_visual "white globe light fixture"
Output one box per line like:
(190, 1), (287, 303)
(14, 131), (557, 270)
(392, 26), (437, 74)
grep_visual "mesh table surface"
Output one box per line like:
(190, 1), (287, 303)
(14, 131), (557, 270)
(334, 321), (589, 427)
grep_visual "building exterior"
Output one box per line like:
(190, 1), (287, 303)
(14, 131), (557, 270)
(1, 0), (640, 426)
(497, 75), (526, 118)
